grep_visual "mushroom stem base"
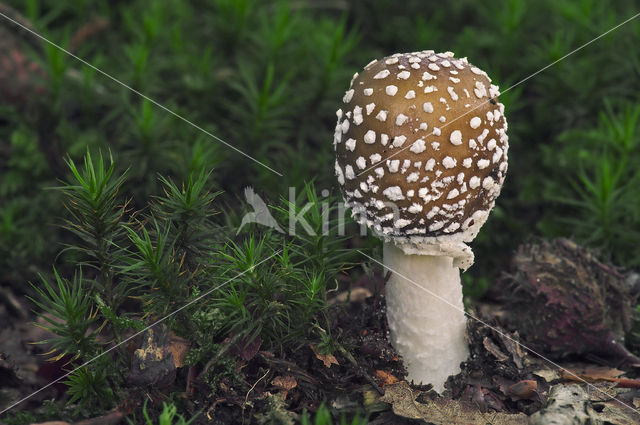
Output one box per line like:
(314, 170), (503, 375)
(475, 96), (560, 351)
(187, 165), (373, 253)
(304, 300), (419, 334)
(383, 242), (469, 393)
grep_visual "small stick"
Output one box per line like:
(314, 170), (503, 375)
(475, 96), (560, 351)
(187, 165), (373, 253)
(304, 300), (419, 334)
(334, 342), (384, 395)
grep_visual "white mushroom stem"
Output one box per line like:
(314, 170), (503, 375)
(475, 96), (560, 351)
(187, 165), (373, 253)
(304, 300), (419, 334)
(383, 242), (469, 393)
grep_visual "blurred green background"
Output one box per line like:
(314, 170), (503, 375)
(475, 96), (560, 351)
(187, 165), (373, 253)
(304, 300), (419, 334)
(1, 0), (640, 296)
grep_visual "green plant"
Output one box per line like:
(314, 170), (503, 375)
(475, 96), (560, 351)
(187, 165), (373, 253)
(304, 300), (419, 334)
(0, 126), (59, 286)
(540, 101), (640, 265)
(207, 182), (351, 352)
(57, 150), (129, 314)
(300, 403), (368, 425)
(208, 234), (320, 351)
(272, 182), (352, 277)
(122, 218), (185, 314)
(128, 401), (199, 425)
(64, 364), (114, 414)
(227, 61), (294, 147)
(153, 169), (221, 258)
(28, 150), (351, 415)
(120, 168), (221, 322)
(1, 400), (64, 425)
(29, 268), (98, 360)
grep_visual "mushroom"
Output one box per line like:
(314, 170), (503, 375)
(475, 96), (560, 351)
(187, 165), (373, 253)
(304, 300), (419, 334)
(333, 51), (508, 392)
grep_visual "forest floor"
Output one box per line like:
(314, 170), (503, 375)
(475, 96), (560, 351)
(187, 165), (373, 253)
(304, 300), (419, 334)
(3, 239), (640, 424)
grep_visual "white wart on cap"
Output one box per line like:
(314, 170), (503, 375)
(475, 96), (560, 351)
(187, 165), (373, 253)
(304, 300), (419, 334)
(334, 51), (508, 265)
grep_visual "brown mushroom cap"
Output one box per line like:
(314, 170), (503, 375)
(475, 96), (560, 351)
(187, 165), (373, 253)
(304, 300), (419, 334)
(334, 51), (508, 261)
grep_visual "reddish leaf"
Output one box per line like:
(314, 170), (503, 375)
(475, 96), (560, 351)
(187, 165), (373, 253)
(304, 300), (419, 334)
(271, 375), (297, 391)
(505, 380), (538, 400)
(168, 332), (190, 368)
(375, 370), (399, 387)
(310, 344), (339, 368)
(560, 366), (640, 388)
(230, 335), (263, 361)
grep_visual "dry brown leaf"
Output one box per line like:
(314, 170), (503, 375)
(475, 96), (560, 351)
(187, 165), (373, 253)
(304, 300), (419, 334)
(559, 365), (640, 387)
(483, 336), (509, 362)
(533, 368), (560, 383)
(168, 332), (190, 368)
(271, 375), (297, 391)
(504, 380), (538, 400)
(585, 382), (619, 403)
(597, 402), (640, 425)
(379, 381), (527, 424)
(230, 335), (263, 361)
(567, 365), (625, 380)
(328, 287), (373, 304)
(498, 331), (526, 369)
(374, 370), (399, 387)
(310, 344), (339, 368)
(605, 378), (640, 388)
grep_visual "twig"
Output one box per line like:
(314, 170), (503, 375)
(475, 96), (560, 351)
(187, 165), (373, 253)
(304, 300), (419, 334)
(334, 342), (384, 395)
(242, 368), (271, 425)
(199, 332), (245, 378)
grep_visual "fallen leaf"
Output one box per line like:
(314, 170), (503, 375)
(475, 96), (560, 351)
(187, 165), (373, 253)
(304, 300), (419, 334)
(310, 344), (339, 368)
(460, 384), (487, 411)
(564, 365), (625, 380)
(379, 381), (527, 424)
(597, 402), (640, 425)
(504, 380), (537, 401)
(271, 375), (297, 391)
(498, 331), (525, 369)
(374, 370), (399, 387)
(605, 378), (640, 388)
(230, 335), (262, 361)
(328, 287), (373, 304)
(533, 368), (560, 383)
(585, 382), (618, 403)
(559, 366), (640, 387)
(168, 332), (190, 368)
(271, 375), (297, 401)
(483, 337), (509, 362)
